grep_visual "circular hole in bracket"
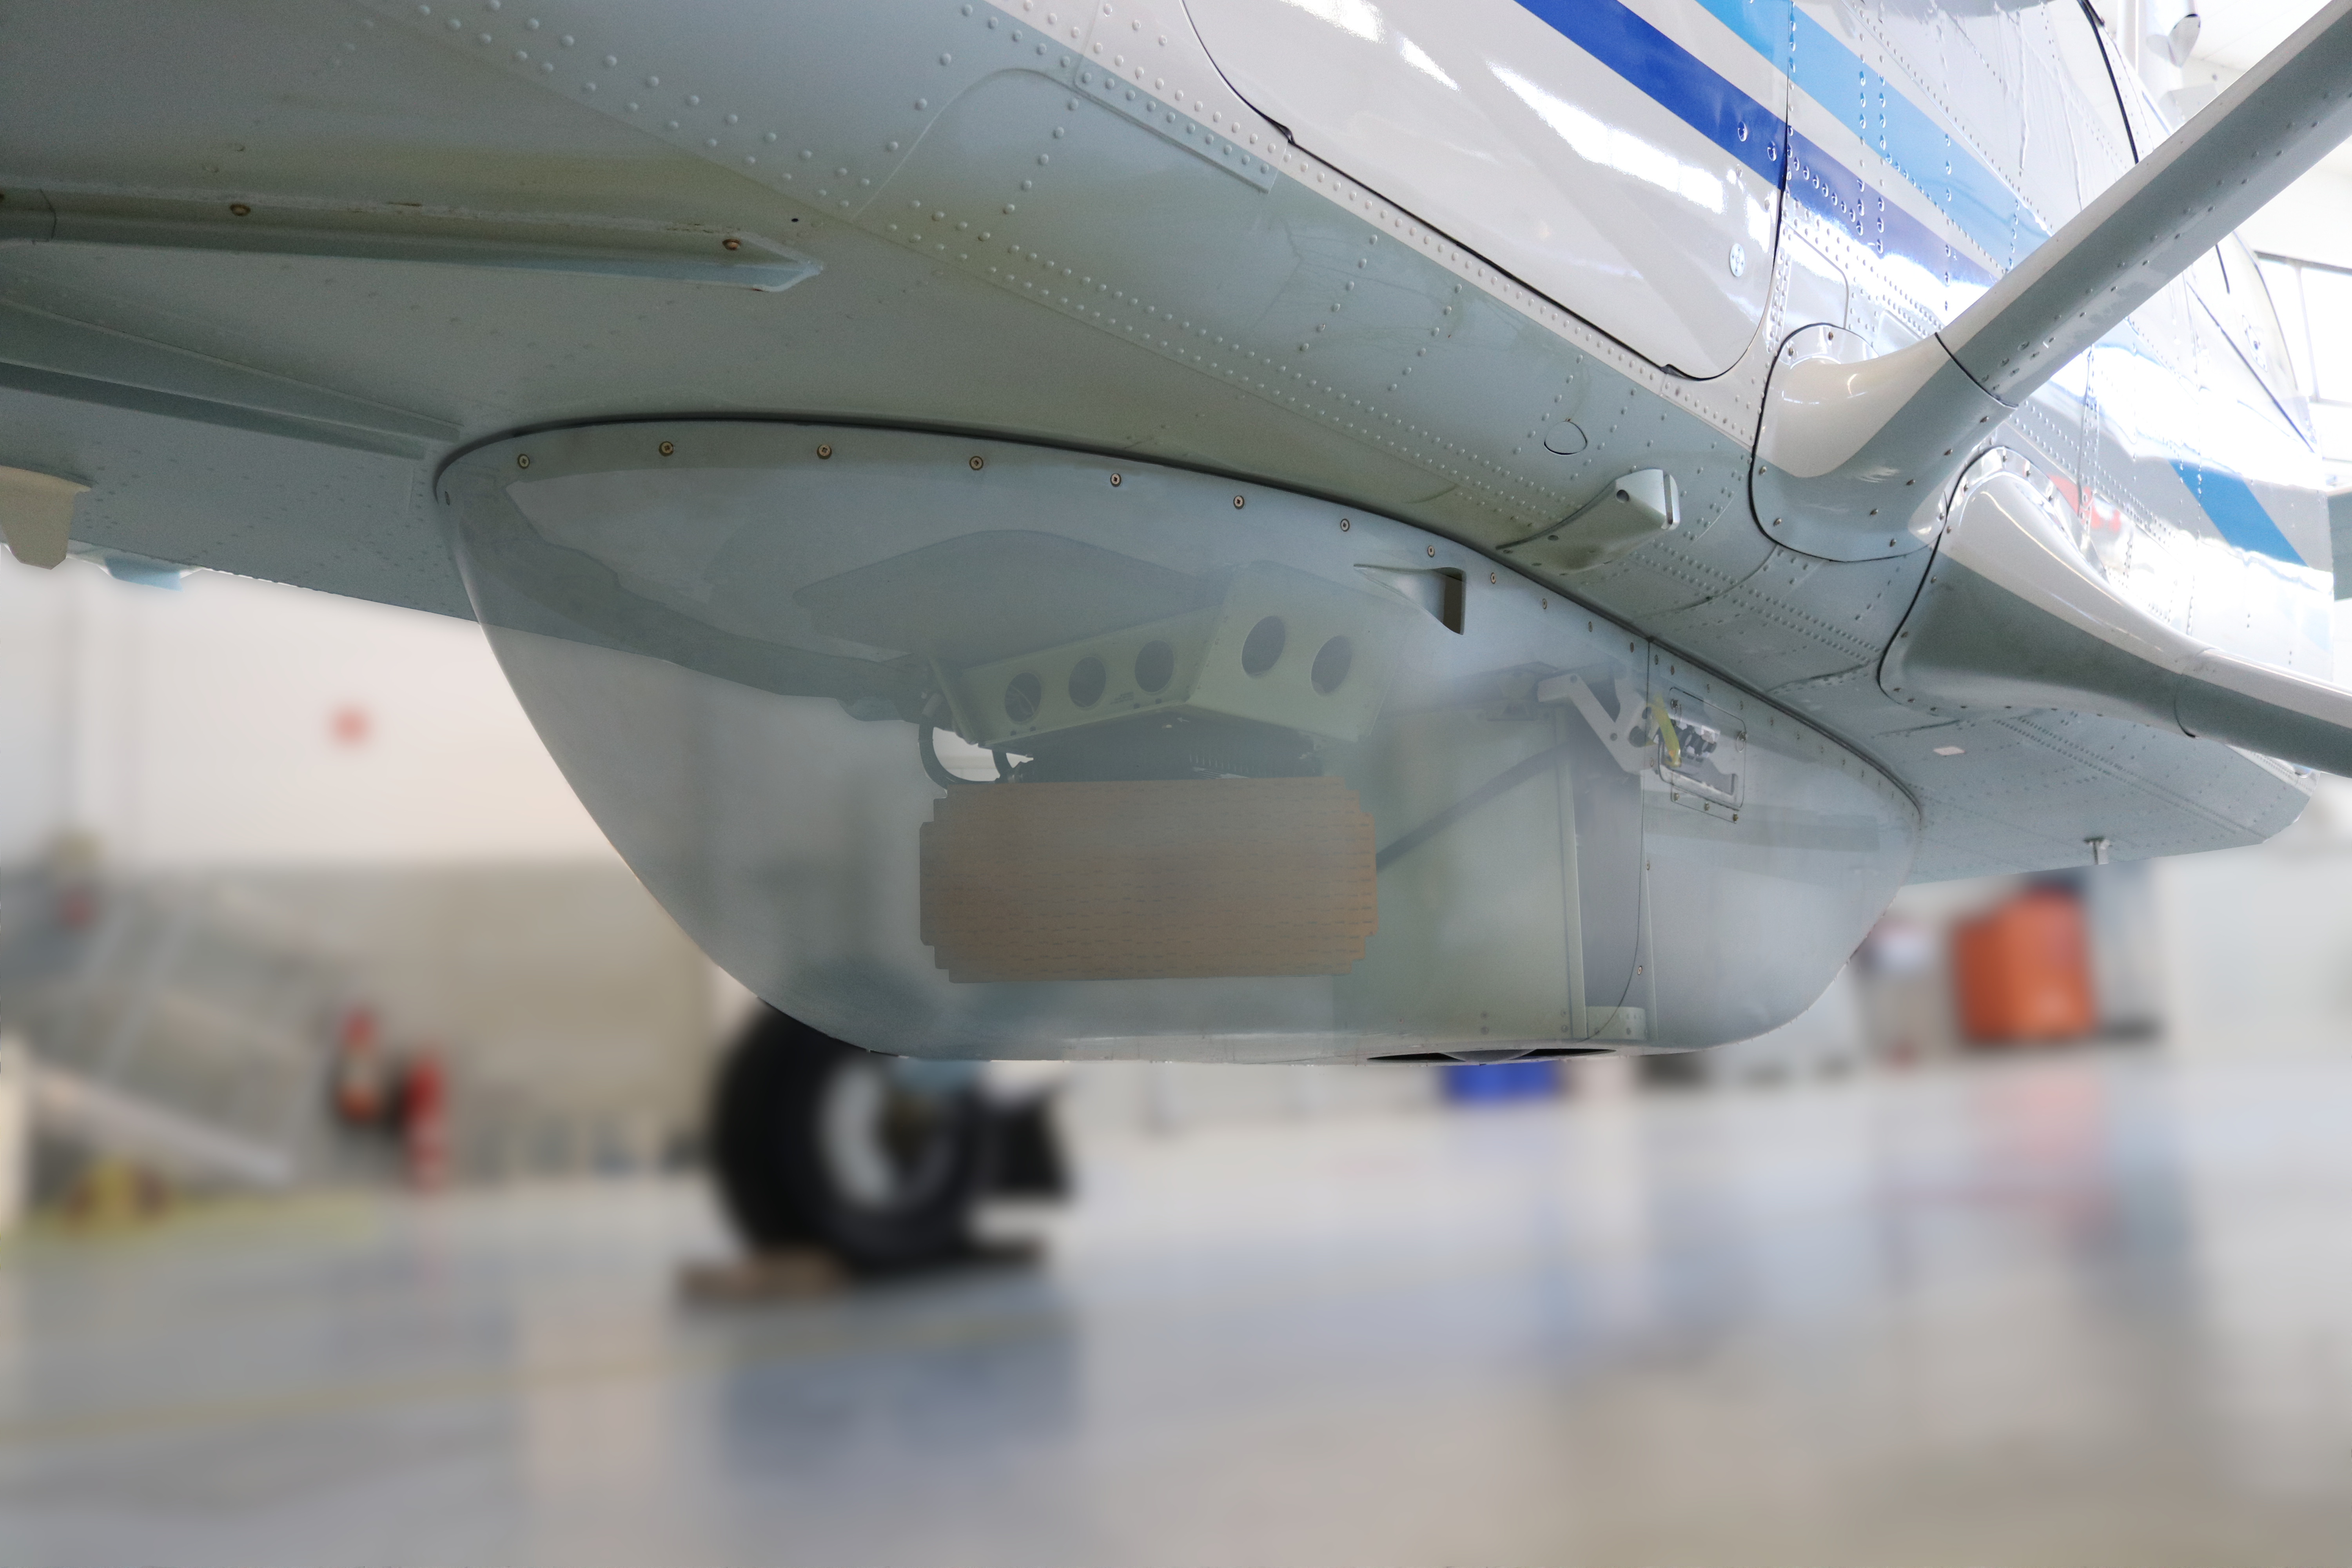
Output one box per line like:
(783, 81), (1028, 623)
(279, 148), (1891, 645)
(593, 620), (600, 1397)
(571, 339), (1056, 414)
(1134, 640), (1175, 693)
(1310, 635), (1353, 695)
(1067, 655), (1106, 709)
(1241, 616), (1287, 677)
(1003, 672), (1043, 723)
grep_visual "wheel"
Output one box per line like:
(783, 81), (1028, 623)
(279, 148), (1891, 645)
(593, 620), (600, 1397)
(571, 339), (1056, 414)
(708, 1007), (988, 1272)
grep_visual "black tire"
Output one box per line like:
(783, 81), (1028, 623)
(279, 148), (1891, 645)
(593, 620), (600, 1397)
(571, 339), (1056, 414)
(708, 1007), (988, 1272)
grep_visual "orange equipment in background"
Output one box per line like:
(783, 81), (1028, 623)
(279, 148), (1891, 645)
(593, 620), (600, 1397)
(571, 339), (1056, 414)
(1951, 885), (2098, 1045)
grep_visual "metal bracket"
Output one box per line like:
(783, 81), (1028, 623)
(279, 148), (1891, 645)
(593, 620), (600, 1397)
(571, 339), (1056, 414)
(1534, 671), (1655, 772)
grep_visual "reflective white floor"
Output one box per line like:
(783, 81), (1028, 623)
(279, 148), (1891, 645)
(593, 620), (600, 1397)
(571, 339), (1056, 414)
(7, 1050), (2352, 1566)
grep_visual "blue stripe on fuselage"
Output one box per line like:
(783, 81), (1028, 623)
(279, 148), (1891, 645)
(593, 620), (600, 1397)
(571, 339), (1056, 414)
(2169, 460), (2305, 566)
(1680, 0), (2043, 266)
(1516, 0), (2005, 289)
(1780, 6), (2046, 268)
(1515, 1), (2278, 563)
(1516, 0), (1787, 183)
(1785, 132), (1991, 289)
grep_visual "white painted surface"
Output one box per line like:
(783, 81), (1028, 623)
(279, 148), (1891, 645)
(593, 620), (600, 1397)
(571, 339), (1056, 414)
(1691, 963), (1864, 1083)
(0, 551), (608, 869)
(1181, 0), (1779, 376)
(2155, 775), (2352, 1057)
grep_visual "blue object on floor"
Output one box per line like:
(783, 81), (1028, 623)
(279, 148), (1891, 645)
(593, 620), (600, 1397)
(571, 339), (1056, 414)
(1442, 1059), (1561, 1102)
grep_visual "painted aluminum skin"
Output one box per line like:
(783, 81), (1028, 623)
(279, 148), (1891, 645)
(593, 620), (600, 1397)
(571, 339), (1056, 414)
(0, 0), (2334, 1058)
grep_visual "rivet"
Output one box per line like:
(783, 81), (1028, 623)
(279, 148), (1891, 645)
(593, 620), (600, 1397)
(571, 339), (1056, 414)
(228, 203), (251, 216)
(1426, 544), (1437, 557)
(658, 441), (675, 457)
(1338, 517), (1350, 532)
(1109, 473), (1123, 486)
(969, 454), (985, 470)
(515, 454), (531, 469)
(722, 237), (742, 250)
(1233, 495), (1246, 509)
(817, 443), (833, 459)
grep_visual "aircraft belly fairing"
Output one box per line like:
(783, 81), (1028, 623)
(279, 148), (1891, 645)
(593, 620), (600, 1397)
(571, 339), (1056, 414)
(451, 421), (1915, 1059)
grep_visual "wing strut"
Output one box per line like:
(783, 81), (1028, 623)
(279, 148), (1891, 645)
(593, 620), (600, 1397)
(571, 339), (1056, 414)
(1751, 0), (2352, 560)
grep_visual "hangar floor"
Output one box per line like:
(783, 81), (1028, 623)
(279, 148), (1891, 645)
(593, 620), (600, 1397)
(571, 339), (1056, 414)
(6, 1050), (2352, 1566)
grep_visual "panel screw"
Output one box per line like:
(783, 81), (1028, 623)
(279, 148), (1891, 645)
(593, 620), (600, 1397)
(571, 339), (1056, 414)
(817, 443), (833, 459)
(1232, 495), (1245, 508)
(1489, 571), (1497, 583)
(1426, 544), (1436, 557)
(658, 441), (675, 456)
(229, 203), (251, 216)
(515, 454), (531, 469)
(1109, 473), (1122, 486)
(1338, 517), (1350, 531)
(969, 454), (985, 470)
(722, 237), (742, 251)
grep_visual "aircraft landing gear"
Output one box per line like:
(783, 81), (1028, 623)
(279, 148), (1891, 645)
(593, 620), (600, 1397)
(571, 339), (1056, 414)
(707, 1006), (1064, 1273)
